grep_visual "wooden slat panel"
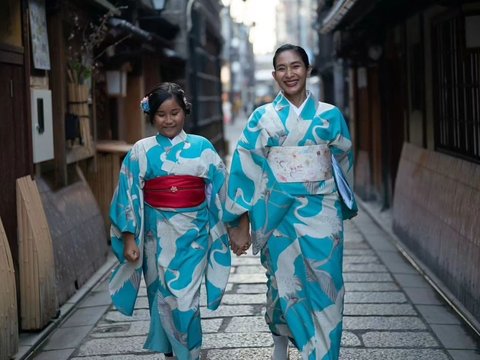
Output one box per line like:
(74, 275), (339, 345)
(16, 176), (58, 330)
(0, 216), (18, 359)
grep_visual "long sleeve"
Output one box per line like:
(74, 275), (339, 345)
(224, 109), (268, 225)
(109, 143), (145, 316)
(204, 148), (231, 310)
(225, 105), (295, 254)
(327, 107), (354, 188)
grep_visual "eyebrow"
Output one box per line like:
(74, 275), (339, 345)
(276, 60), (303, 67)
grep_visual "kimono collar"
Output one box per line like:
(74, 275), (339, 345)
(273, 91), (317, 119)
(156, 130), (187, 147)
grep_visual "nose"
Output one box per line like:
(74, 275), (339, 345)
(285, 66), (294, 77)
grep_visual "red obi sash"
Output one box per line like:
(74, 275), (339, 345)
(144, 175), (206, 208)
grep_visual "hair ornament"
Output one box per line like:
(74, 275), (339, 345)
(140, 96), (150, 113)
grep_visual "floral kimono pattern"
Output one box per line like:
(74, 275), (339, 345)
(109, 131), (231, 360)
(225, 92), (353, 359)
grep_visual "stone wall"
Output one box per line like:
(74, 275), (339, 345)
(393, 142), (480, 325)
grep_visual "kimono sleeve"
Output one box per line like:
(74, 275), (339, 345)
(200, 144), (231, 310)
(108, 144), (144, 316)
(224, 108), (268, 225)
(327, 107), (354, 187)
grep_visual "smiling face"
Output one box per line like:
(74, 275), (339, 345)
(272, 49), (311, 105)
(153, 97), (185, 139)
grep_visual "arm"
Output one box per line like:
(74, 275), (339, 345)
(122, 232), (139, 262)
(328, 107), (354, 186)
(110, 144), (143, 263)
(227, 212), (251, 256)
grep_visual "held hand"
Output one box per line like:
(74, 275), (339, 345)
(228, 213), (251, 256)
(123, 232), (140, 263)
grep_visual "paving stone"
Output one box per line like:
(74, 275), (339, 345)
(71, 355), (162, 360)
(341, 331), (362, 347)
(343, 249), (375, 256)
(362, 331), (439, 347)
(343, 273), (393, 282)
(104, 309), (150, 322)
(228, 273), (267, 284)
(202, 332), (273, 349)
(235, 265), (265, 274)
(61, 305), (110, 327)
(344, 316), (426, 330)
(221, 293), (266, 305)
(201, 305), (261, 318)
(134, 297), (150, 309)
(339, 348), (450, 359)
(343, 304), (417, 316)
(343, 263), (388, 273)
(236, 284), (267, 294)
(232, 256), (262, 266)
(393, 273), (429, 288)
(78, 289), (113, 308)
(448, 349), (480, 360)
(430, 324), (479, 349)
(75, 336), (148, 356)
(205, 347), (273, 360)
(375, 252), (418, 274)
(403, 287), (443, 305)
(345, 291), (407, 303)
(415, 305), (461, 325)
(91, 318), (223, 338)
(343, 242), (370, 249)
(345, 282), (399, 292)
(343, 255), (380, 264)
(42, 325), (93, 350)
(138, 287), (147, 297)
(224, 316), (269, 332)
(33, 349), (75, 360)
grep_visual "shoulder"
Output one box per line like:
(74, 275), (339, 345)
(186, 134), (217, 150)
(248, 103), (274, 123)
(316, 101), (344, 119)
(130, 136), (157, 155)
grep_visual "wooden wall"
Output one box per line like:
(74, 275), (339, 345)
(393, 142), (480, 325)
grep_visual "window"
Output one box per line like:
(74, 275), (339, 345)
(432, 12), (480, 162)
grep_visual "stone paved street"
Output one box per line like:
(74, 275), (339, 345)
(28, 211), (480, 360)
(23, 119), (480, 360)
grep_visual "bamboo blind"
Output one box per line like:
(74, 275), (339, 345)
(0, 217), (18, 359)
(16, 176), (58, 330)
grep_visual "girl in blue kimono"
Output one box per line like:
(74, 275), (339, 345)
(226, 44), (354, 360)
(109, 83), (231, 360)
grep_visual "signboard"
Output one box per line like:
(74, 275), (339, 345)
(29, 0), (51, 70)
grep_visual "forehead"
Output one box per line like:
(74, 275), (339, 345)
(275, 50), (303, 66)
(158, 97), (181, 110)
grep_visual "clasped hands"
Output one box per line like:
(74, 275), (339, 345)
(227, 213), (252, 256)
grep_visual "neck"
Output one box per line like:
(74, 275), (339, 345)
(285, 91), (307, 107)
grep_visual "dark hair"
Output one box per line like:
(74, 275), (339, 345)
(144, 82), (191, 124)
(273, 44), (310, 69)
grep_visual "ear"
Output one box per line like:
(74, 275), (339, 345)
(272, 70), (276, 80)
(307, 66), (312, 77)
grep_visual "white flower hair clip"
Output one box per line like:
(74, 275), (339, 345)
(140, 96), (150, 113)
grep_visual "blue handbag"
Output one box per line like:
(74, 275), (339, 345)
(332, 155), (358, 220)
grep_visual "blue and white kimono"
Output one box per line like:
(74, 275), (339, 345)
(109, 131), (231, 360)
(225, 92), (353, 360)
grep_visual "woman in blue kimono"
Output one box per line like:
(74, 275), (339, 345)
(109, 83), (231, 360)
(225, 44), (354, 360)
